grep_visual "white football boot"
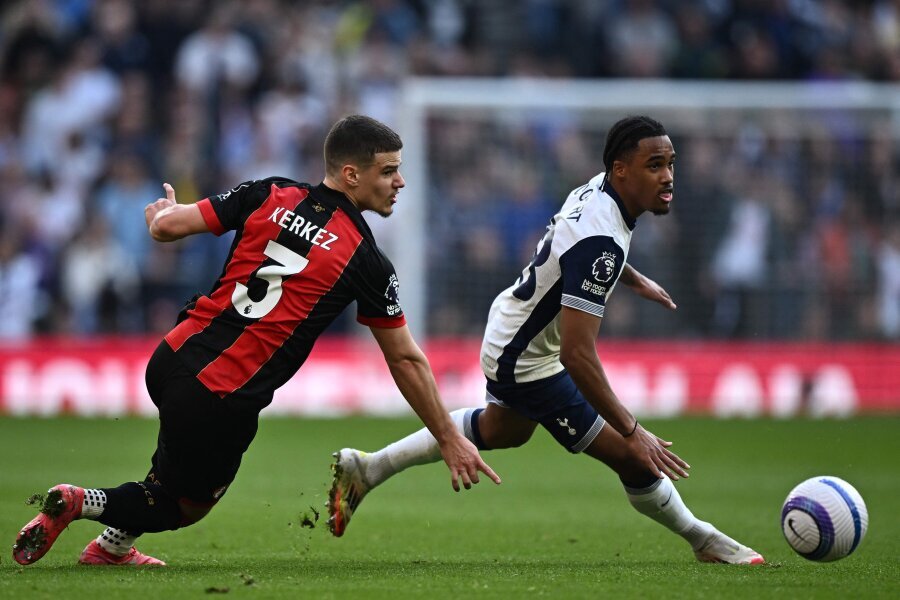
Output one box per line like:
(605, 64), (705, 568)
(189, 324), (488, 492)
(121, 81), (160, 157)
(327, 449), (372, 537)
(693, 528), (765, 564)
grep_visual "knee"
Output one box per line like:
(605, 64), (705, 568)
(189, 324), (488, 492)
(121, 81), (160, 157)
(474, 404), (538, 450)
(483, 427), (533, 449)
(177, 500), (214, 527)
(504, 429), (534, 448)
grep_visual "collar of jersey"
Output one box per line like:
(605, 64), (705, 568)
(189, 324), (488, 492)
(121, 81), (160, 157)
(314, 182), (377, 243)
(600, 175), (636, 231)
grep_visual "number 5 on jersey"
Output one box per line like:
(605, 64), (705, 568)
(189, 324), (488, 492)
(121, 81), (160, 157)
(232, 240), (309, 318)
(512, 223), (555, 301)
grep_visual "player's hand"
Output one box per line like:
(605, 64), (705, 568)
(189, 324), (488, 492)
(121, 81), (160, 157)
(439, 433), (501, 492)
(626, 273), (676, 310)
(144, 183), (178, 229)
(624, 424), (690, 481)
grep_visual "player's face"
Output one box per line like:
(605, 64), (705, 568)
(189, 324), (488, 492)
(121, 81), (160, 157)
(616, 135), (675, 217)
(351, 151), (405, 217)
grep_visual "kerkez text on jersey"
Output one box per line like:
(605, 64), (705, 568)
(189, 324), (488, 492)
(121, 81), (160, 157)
(269, 207), (338, 250)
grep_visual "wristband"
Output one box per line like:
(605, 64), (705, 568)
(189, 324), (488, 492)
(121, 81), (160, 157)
(621, 420), (639, 438)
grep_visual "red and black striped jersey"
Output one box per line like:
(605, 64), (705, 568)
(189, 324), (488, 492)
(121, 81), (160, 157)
(164, 177), (406, 406)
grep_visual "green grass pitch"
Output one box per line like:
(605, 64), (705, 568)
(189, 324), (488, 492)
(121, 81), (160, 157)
(0, 416), (897, 599)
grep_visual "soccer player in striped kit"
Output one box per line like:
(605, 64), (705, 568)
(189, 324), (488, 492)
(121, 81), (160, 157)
(13, 115), (499, 567)
(328, 116), (764, 565)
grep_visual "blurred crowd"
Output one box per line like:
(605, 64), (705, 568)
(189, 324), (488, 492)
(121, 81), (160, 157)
(0, 0), (897, 340)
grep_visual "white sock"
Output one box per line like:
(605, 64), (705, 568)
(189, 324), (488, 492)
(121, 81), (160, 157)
(96, 527), (137, 557)
(81, 488), (107, 519)
(364, 408), (480, 487)
(625, 477), (714, 549)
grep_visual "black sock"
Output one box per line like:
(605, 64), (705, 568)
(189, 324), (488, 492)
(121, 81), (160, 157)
(98, 482), (183, 534)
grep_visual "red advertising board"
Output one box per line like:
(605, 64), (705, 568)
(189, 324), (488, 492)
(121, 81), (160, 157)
(0, 337), (897, 417)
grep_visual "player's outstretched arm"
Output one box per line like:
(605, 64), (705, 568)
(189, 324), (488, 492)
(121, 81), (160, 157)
(145, 183), (210, 242)
(369, 324), (501, 491)
(619, 263), (676, 310)
(559, 306), (689, 480)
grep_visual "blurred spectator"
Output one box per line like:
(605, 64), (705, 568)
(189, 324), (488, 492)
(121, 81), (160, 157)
(174, 4), (259, 97)
(816, 191), (878, 334)
(20, 38), (120, 179)
(765, 176), (810, 339)
(423, 0), (466, 50)
(0, 0), (65, 95)
(729, 26), (784, 79)
(495, 166), (555, 265)
(273, 4), (342, 108)
(92, 0), (150, 75)
(603, 0), (677, 77)
(59, 212), (140, 334)
(709, 177), (774, 338)
(669, 4), (729, 78)
(94, 152), (159, 270)
(0, 228), (41, 340)
(876, 225), (900, 339)
(253, 71), (328, 178)
(110, 71), (160, 170)
(135, 0), (201, 87)
(343, 30), (410, 124)
(14, 170), (84, 251)
(363, 0), (422, 47)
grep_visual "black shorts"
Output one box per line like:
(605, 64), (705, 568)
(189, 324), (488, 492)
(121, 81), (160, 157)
(144, 341), (262, 504)
(485, 370), (605, 453)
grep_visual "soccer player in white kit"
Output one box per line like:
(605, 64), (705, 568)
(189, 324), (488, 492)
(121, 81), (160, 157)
(327, 116), (763, 565)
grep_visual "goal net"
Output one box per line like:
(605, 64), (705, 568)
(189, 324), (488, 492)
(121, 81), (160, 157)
(386, 78), (899, 342)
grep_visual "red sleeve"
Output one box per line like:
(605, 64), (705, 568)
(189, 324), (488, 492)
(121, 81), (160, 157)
(197, 198), (226, 236)
(357, 314), (407, 328)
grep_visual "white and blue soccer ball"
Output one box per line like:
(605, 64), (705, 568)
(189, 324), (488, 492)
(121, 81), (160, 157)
(781, 476), (868, 562)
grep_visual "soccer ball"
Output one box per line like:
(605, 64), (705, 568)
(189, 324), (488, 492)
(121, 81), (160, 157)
(781, 476), (868, 562)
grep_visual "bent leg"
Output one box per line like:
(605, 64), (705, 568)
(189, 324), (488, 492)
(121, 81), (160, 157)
(144, 341), (259, 511)
(85, 342), (255, 550)
(97, 481), (183, 533)
(177, 499), (215, 526)
(81, 483), (214, 566)
(583, 426), (763, 563)
(583, 425), (712, 545)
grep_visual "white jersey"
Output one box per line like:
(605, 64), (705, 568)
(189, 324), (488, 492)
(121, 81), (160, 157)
(480, 172), (635, 383)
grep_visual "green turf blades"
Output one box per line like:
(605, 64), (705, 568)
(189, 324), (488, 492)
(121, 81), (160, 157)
(0, 416), (896, 599)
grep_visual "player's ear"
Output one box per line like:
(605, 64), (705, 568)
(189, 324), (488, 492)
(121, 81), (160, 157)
(342, 164), (359, 187)
(612, 159), (627, 180)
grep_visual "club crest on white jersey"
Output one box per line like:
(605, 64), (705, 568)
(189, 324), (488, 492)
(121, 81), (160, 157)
(480, 172), (634, 383)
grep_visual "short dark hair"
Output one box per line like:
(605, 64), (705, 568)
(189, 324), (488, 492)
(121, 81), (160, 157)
(324, 115), (403, 175)
(603, 116), (667, 171)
